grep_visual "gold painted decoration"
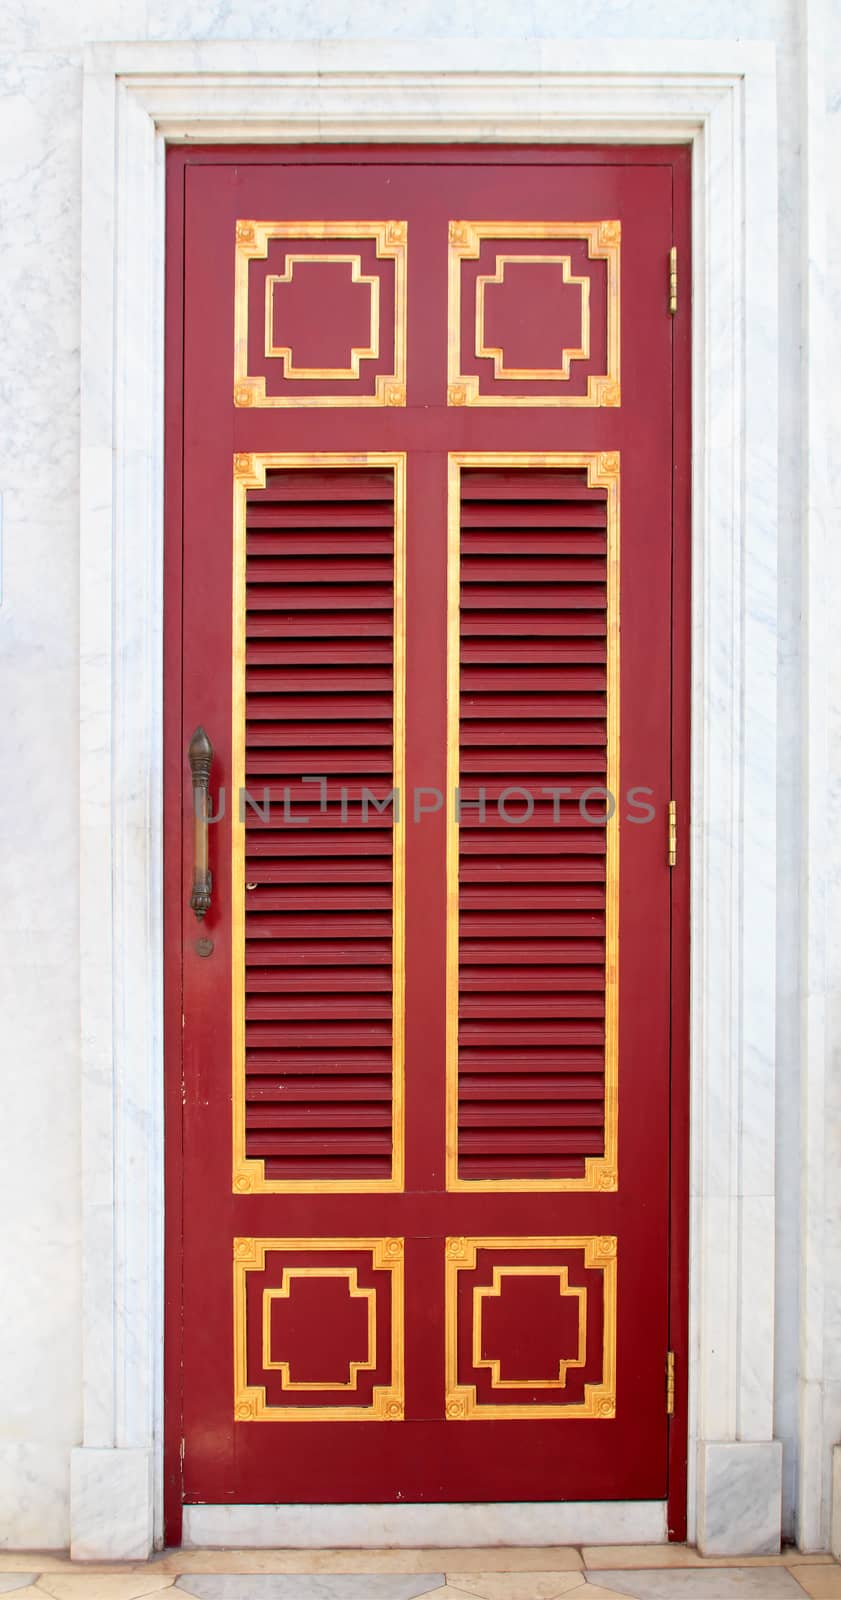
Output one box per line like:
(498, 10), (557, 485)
(231, 453), (406, 1194)
(448, 220), (620, 406)
(264, 256), (381, 377)
(234, 1237), (405, 1422)
(473, 1266), (587, 1388)
(444, 1236), (617, 1420)
(262, 1269), (376, 1390)
(476, 255), (591, 379)
(235, 221), (407, 406)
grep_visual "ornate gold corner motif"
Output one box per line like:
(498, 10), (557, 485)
(233, 1237), (405, 1422)
(234, 220), (407, 407)
(447, 220), (620, 407)
(445, 452), (619, 1193)
(444, 1236), (617, 1420)
(232, 453), (406, 1195)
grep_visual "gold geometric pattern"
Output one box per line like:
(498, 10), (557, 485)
(473, 1266), (587, 1388)
(475, 254), (590, 379)
(235, 220), (407, 406)
(445, 1236), (617, 1420)
(234, 1237), (405, 1422)
(445, 451), (620, 1192)
(448, 220), (620, 407)
(264, 255), (380, 377)
(262, 1268), (376, 1391)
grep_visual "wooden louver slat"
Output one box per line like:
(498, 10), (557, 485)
(241, 466), (402, 1187)
(454, 467), (613, 1184)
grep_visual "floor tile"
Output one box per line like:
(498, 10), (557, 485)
(0, 1569), (79, 1579)
(0, 1583), (39, 1594)
(38, 1581), (176, 1599)
(429, 1560), (582, 1578)
(583, 1550), (834, 1572)
(444, 1576), (585, 1600)
(431, 1592), (512, 1600)
(788, 1569), (841, 1599)
(583, 1554), (694, 1573)
(159, 1557), (583, 1579)
(585, 1571), (804, 1598)
(579, 1589), (645, 1600)
(175, 1579), (444, 1600)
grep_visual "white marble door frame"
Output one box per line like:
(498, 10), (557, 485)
(75, 40), (780, 1559)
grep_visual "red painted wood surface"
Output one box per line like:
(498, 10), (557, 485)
(164, 145), (691, 1536)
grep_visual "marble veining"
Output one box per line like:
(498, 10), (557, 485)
(181, 1506), (668, 1553)
(585, 1573), (804, 1599)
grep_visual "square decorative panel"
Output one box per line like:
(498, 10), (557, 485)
(233, 1237), (405, 1420)
(444, 1236), (617, 1419)
(447, 221), (620, 407)
(234, 221), (407, 407)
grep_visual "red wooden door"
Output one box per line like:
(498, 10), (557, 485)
(164, 146), (690, 1535)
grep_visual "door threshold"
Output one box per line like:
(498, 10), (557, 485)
(183, 1502), (668, 1549)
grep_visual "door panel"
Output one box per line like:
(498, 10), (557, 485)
(168, 148), (687, 1516)
(446, 460), (619, 1191)
(232, 459), (406, 1193)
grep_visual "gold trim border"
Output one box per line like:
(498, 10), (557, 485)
(235, 221), (407, 407)
(445, 1235), (617, 1420)
(448, 221), (620, 407)
(232, 452), (407, 1194)
(234, 1237), (405, 1422)
(445, 452), (620, 1192)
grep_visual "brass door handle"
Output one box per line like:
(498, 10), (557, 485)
(188, 725), (213, 919)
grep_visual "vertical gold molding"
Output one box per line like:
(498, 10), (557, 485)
(445, 452), (620, 1192)
(231, 453), (406, 1194)
(391, 455), (407, 1192)
(445, 455), (463, 1196)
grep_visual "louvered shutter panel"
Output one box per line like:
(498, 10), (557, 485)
(243, 467), (401, 1185)
(455, 468), (613, 1183)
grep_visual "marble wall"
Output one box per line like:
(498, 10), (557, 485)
(0, 0), (836, 1555)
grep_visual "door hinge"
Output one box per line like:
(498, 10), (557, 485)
(668, 800), (677, 867)
(666, 1350), (676, 1415)
(669, 246), (678, 315)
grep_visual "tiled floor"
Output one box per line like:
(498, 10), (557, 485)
(0, 1550), (838, 1600)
